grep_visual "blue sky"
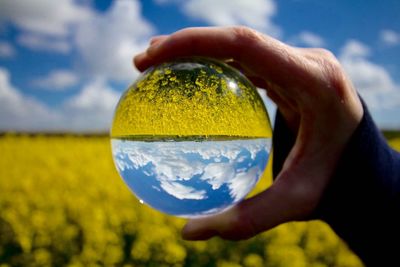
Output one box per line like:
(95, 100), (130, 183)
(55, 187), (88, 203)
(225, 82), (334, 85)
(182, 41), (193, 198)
(0, 0), (399, 131)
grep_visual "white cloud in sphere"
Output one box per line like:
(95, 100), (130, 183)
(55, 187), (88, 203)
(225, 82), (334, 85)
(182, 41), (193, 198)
(112, 139), (270, 202)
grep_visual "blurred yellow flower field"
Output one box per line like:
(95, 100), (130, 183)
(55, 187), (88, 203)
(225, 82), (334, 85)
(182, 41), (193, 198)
(4, 134), (398, 266)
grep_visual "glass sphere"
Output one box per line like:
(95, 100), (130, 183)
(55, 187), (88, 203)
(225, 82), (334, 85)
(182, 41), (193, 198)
(111, 57), (272, 218)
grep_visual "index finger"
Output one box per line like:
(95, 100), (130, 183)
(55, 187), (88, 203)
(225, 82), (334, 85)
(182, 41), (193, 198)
(134, 26), (307, 89)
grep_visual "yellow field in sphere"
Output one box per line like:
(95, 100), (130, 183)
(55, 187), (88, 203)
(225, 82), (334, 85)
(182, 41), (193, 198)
(111, 59), (272, 139)
(0, 134), (386, 267)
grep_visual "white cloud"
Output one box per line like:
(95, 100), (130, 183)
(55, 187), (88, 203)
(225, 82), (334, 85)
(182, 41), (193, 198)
(0, 0), (92, 54)
(112, 139), (270, 203)
(340, 40), (370, 59)
(155, 0), (180, 4)
(17, 33), (71, 54)
(63, 79), (120, 130)
(289, 31), (325, 47)
(228, 166), (261, 201)
(160, 180), (207, 200)
(201, 162), (235, 190)
(0, 41), (15, 57)
(380, 29), (400, 46)
(74, 0), (154, 81)
(0, 67), (60, 131)
(0, 0), (153, 77)
(156, 157), (204, 180)
(0, 0), (92, 36)
(159, 0), (280, 37)
(118, 141), (207, 180)
(339, 40), (400, 110)
(32, 70), (79, 90)
(0, 67), (122, 131)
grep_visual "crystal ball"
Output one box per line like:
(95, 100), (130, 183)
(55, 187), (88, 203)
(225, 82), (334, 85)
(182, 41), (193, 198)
(111, 57), (272, 218)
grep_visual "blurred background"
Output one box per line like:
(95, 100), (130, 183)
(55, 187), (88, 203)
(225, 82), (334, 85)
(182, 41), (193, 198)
(1, 0), (400, 131)
(0, 0), (399, 266)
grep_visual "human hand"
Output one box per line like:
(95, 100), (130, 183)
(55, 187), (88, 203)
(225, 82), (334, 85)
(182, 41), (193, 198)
(134, 26), (363, 240)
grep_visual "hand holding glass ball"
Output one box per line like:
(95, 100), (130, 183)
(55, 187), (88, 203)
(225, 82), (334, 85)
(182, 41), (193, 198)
(111, 58), (272, 217)
(124, 26), (365, 242)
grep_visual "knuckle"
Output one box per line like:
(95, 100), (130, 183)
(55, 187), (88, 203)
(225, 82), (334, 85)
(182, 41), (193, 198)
(305, 48), (347, 95)
(306, 48), (340, 68)
(320, 56), (349, 94)
(230, 26), (264, 44)
(313, 49), (340, 70)
(315, 48), (335, 59)
(318, 49), (342, 72)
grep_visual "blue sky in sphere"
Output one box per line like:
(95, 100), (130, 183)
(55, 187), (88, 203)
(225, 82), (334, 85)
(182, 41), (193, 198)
(111, 138), (270, 216)
(0, 0), (399, 131)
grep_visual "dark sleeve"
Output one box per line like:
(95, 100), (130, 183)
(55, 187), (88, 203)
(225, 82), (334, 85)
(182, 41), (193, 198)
(272, 100), (400, 266)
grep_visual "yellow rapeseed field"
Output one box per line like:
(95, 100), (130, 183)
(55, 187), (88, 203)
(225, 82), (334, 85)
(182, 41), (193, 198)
(4, 134), (397, 266)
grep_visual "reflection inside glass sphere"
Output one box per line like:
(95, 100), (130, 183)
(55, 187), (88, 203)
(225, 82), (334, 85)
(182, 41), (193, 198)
(111, 57), (272, 218)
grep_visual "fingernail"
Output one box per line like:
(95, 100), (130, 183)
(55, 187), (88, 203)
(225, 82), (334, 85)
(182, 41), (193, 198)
(147, 36), (167, 55)
(133, 52), (147, 70)
(150, 35), (167, 45)
(147, 42), (163, 56)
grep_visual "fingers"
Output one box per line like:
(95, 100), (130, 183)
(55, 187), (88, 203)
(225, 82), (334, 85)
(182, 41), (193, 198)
(181, 119), (339, 241)
(132, 28), (365, 243)
(134, 26), (313, 90)
(134, 35), (168, 68)
(182, 173), (317, 241)
(149, 35), (168, 45)
(181, 187), (281, 240)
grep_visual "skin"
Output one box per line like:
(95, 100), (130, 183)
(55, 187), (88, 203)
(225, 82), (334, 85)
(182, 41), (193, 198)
(134, 26), (364, 241)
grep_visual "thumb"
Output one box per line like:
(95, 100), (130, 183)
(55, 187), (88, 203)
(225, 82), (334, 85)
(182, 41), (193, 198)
(181, 176), (308, 240)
